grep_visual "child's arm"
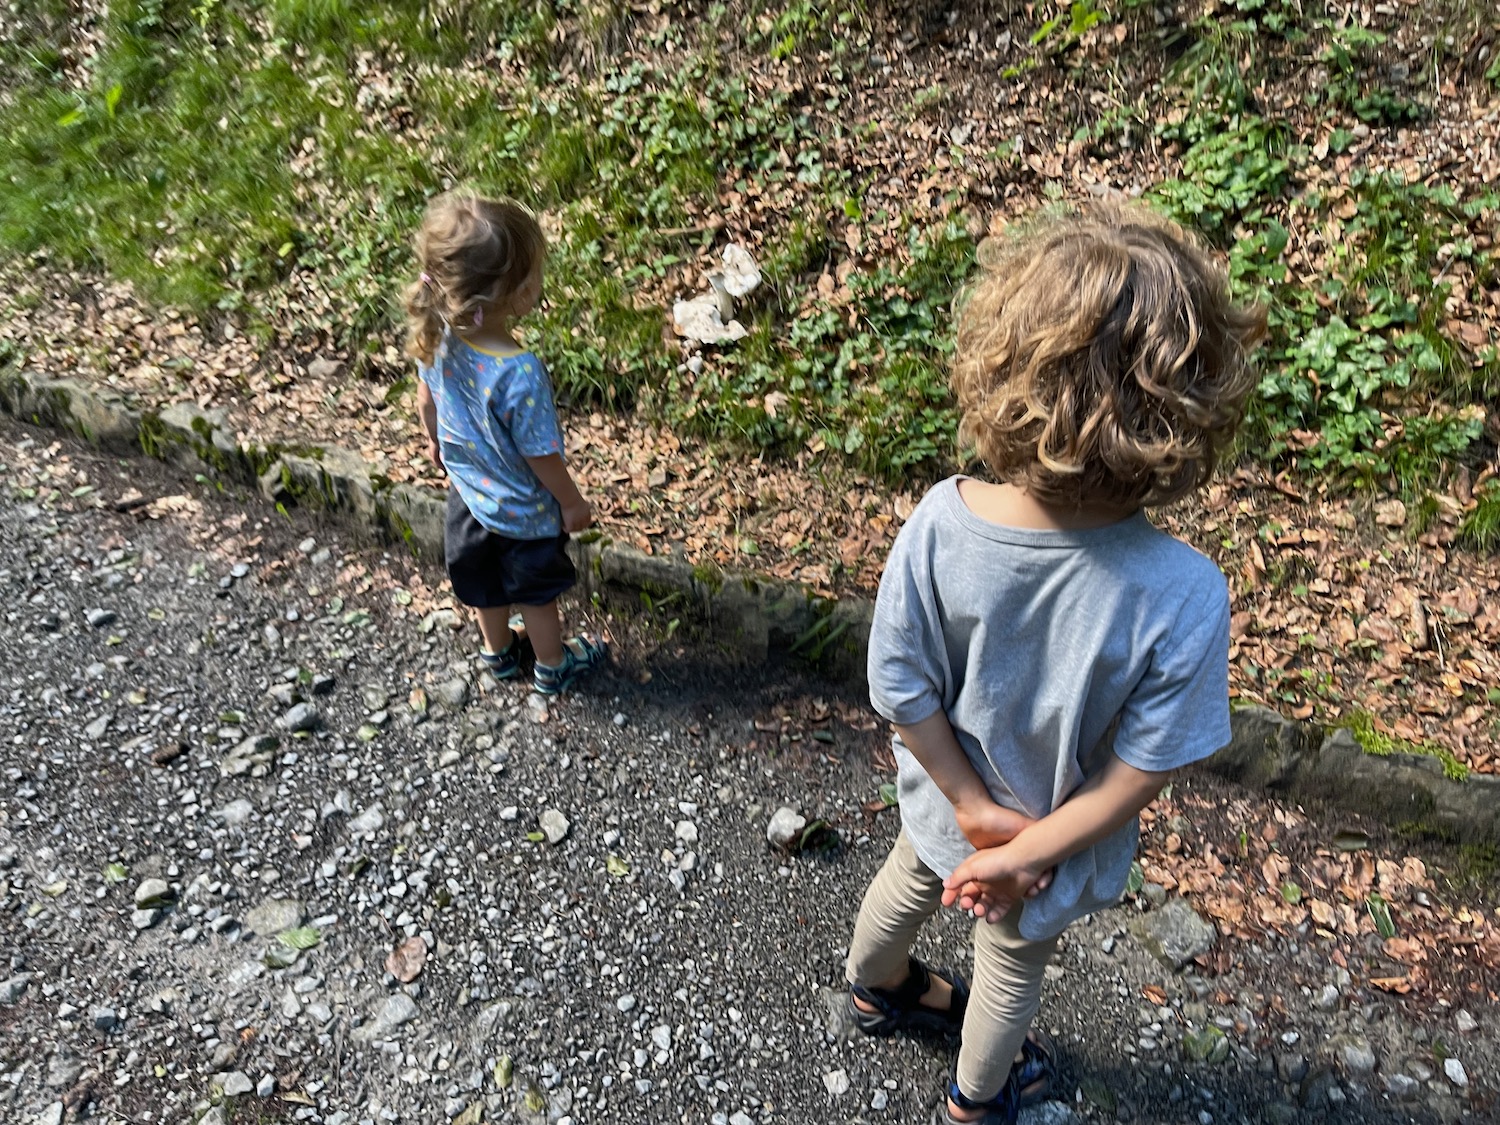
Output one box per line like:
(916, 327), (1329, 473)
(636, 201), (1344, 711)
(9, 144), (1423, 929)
(525, 453), (593, 533)
(416, 382), (443, 471)
(895, 711), (1037, 848)
(942, 752), (1170, 923)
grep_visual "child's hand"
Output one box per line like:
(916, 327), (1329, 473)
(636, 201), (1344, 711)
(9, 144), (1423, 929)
(426, 437), (445, 473)
(942, 845), (1050, 924)
(562, 498), (594, 533)
(954, 799), (1035, 850)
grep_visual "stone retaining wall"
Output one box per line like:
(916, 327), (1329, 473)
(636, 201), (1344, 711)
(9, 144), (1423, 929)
(4, 368), (1495, 843)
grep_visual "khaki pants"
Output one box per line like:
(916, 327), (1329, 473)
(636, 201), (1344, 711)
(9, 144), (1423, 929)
(845, 831), (1060, 1103)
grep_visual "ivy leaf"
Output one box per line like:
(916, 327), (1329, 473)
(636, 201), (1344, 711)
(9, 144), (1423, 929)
(1366, 893), (1396, 940)
(278, 926), (322, 951)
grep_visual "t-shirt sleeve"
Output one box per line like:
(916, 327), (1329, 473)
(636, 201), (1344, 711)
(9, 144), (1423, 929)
(867, 519), (948, 726)
(1112, 581), (1232, 773)
(503, 358), (565, 459)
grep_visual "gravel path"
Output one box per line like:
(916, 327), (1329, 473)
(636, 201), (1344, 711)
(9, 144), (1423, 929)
(0, 417), (1491, 1125)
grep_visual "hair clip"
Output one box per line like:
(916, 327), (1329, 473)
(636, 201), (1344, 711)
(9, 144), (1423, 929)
(419, 272), (432, 287)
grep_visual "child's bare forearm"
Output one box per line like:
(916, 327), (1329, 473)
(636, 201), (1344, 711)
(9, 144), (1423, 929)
(524, 453), (584, 507)
(895, 712), (1034, 846)
(416, 382), (439, 441)
(1005, 754), (1170, 875)
(895, 712), (994, 812)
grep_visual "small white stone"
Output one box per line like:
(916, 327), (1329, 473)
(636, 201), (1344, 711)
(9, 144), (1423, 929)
(766, 807), (806, 848)
(1444, 1057), (1468, 1088)
(822, 1069), (850, 1097)
(616, 995), (636, 1013)
(540, 809), (570, 845)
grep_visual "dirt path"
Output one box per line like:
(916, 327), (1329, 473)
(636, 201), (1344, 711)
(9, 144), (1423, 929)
(0, 417), (1492, 1125)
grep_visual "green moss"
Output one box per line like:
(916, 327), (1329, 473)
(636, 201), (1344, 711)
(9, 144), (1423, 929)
(1342, 709), (1468, 781)
(1456, 842), (1498, 886)
(137, 413), (169, 460)
(384, 507), (419, 555)
(691, 560), (724, 594)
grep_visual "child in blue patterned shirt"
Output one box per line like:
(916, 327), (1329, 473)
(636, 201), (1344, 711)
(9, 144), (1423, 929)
(404, 192), (606, 695)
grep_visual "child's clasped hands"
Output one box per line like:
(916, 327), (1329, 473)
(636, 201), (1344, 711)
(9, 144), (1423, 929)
(946, 796), (1053, 925)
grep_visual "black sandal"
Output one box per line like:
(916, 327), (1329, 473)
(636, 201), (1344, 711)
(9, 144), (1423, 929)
(849, 956), (969, 1037)
(932, 1069), (1020, 1125)
(1013, 1027), (1059, 1106)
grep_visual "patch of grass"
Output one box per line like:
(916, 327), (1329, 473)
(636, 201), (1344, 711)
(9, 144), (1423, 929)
(1458, 481), (1500, 552)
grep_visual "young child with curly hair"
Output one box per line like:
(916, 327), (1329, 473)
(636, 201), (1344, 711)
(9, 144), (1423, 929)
(405, 192), (606, 695)
(844, 206), (1265, 1124)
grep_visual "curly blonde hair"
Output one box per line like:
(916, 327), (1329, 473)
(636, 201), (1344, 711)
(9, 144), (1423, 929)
(404, 191), (547, 365)
(953, 205), (1265, 509)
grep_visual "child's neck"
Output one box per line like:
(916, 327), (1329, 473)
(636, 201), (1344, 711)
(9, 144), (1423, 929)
(462, 318), (522, 356)
(958, 479), (1137, 531)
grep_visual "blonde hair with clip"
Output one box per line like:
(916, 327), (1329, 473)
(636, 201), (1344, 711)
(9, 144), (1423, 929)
(404, 192), (547, 366)
(953, 205), (1266, 509)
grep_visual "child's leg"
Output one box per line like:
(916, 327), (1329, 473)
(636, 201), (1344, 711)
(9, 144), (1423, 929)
(474, 606), (516, 654)
(952, 905), (1059, 1110)
(846, 831), (946, 994)
(521, 599), (607, 695)
(517, 601), (564, 666)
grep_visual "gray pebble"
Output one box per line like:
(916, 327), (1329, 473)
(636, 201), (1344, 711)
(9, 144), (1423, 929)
(220, 1071), (253, 1097)
(279, 701), (319, 733)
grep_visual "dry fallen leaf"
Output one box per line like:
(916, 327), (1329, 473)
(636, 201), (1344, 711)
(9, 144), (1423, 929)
(385, 935), (428, 983)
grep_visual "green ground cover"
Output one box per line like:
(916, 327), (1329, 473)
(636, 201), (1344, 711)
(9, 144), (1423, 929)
(1, 0), (1496, 509)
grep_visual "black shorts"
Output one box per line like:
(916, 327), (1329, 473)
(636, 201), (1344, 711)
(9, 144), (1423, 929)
(444, 489), (576, 608)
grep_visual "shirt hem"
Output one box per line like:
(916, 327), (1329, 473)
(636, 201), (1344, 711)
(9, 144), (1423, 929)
(1112, 727), (1231, 774)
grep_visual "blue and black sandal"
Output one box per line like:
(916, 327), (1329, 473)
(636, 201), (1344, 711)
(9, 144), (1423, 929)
(533, 634), (607, 695)
(480, 631), (530, 680)
(1012, 1028), (1059, 1107)
(933, 1068), (1021, 1125)
(850, 957), (969, 1038)
(480, 615), (533, 681)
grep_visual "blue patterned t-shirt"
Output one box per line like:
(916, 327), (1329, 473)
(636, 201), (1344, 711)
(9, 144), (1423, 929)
(419, 334), (566, 540)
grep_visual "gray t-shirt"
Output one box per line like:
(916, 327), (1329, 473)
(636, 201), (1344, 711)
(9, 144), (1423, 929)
(868, 477), (1232, 940)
